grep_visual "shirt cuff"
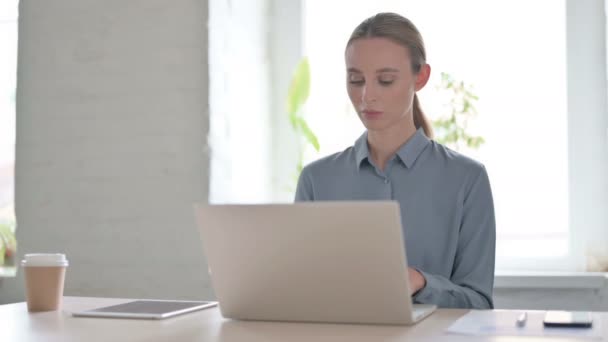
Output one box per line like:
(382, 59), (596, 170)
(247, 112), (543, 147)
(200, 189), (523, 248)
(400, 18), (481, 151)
(411, 269), (437, 303)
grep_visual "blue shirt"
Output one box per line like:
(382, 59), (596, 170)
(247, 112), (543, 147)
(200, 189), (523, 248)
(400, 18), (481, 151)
(295, 128), (496, 309)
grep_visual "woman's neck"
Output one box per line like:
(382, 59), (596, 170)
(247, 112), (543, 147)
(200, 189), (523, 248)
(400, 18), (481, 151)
(367, 117), (417, 171)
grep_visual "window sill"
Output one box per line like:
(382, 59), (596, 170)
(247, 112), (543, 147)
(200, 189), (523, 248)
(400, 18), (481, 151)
(495, 271), (608, 289)
(0, 266), (17, 278)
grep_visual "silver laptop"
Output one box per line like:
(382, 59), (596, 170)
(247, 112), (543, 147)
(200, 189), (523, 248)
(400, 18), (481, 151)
(194, 201), (436, 325)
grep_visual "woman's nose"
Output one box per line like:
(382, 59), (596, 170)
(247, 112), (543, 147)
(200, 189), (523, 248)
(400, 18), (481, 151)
(362, 84), (378, 104)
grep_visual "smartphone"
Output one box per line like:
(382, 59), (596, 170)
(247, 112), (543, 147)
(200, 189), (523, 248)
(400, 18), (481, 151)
(543, 311), (593, 328)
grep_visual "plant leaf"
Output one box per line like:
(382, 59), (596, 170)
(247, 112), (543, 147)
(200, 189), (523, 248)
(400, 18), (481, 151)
(296, 117), (320, 151)
(286, 58), (311, 117)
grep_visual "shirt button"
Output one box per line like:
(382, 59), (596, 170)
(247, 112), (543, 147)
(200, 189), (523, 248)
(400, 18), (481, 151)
(384, 178), (389, 184)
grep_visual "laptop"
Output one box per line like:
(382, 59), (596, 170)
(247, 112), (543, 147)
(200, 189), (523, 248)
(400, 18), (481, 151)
(194, 201), (436, 325)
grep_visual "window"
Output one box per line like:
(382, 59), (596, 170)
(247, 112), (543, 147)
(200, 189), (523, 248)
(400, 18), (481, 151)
(208, 0), (273, 204)
(301, 0), (603, 271)
(0, 1), (17, 226)
(209, 0), (608, 272)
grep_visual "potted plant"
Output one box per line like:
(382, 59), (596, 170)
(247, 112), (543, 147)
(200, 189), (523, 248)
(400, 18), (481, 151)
(432, 72), (484, 151)
(0, 221), (17, 267)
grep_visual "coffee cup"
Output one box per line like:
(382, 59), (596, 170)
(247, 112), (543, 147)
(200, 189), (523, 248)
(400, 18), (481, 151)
(21, 253), (69, 312)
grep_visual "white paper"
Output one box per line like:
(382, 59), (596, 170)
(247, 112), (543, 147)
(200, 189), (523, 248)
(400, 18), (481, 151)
(446, 310), (602, 340)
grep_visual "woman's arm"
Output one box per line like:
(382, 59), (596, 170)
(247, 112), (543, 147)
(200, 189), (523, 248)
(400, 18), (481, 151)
(294, 166), (314, 202)
(413, 166), (496, 309)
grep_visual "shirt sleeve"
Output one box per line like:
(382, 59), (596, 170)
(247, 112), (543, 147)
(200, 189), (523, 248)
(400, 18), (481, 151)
(412, 165), (496, 309)
(294, 166), (314, 202)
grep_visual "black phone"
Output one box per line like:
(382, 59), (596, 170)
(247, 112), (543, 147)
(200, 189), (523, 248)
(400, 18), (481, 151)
(543, 311), (593, 328)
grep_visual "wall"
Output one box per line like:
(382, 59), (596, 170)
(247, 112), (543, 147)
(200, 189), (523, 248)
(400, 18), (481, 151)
(208, 0), (273, 204)
(494, 274), (608, 311)
(495, 288), (608, 311)
(1, 0), (212, 303)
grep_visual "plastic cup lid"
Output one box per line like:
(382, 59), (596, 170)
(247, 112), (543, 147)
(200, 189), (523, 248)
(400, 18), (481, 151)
(21, 253), (69, 267)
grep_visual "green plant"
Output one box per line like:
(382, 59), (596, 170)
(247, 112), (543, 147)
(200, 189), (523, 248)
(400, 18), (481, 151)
(0, 221), (16, 266)
(286, 57), (319, 179)
(432, 72), (484, 151)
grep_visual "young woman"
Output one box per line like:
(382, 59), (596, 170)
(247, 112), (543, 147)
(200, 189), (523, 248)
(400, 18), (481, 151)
(295, 12), (496, 309)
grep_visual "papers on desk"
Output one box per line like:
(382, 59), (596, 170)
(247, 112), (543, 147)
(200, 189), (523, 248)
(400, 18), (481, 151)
(446, 310), (603, 340)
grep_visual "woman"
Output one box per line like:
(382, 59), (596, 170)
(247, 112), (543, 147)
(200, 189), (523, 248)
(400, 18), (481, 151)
(295, 12), (496, 309)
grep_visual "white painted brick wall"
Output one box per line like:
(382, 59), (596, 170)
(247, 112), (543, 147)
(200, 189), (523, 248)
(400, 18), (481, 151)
(1, 0), (212, 303)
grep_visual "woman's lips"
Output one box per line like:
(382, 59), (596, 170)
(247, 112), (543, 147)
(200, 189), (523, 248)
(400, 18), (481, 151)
(362, 110), (383, 118)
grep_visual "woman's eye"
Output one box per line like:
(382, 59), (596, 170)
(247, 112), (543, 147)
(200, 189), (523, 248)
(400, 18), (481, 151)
(348, 77), (365, 85)
(379, 78), (394, 86)
(348, 74), (364, 85)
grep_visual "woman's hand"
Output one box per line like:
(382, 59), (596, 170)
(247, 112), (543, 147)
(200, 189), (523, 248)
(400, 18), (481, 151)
(408, 267), (426, 295)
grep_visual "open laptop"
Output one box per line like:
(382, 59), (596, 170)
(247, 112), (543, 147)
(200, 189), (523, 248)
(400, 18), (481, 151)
(194, 201), (436, 325)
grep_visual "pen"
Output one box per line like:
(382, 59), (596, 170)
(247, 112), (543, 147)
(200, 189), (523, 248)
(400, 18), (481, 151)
(516, 311), (527, 327)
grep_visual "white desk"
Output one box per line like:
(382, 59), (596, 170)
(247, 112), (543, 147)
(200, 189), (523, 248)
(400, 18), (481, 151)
(1, 296), (605, 341)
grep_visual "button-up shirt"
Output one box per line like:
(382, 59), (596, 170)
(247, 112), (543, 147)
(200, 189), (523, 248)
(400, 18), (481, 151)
(295, 128), (496, 309)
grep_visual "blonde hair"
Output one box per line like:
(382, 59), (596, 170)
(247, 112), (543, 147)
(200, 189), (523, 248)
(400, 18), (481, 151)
(347, 12), (434, 138)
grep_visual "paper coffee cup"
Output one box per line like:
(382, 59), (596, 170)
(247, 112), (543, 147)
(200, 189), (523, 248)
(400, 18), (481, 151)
(21, 254), (69, 312)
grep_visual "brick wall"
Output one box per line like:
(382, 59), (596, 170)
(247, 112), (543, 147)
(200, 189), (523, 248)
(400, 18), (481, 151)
(1, 0), (213, 303)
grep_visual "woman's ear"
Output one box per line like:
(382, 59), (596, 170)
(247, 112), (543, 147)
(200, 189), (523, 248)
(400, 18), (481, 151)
(414, 64), (431, 91)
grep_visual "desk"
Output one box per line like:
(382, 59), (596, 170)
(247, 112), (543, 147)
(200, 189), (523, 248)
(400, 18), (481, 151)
(1, 296), (605, 341)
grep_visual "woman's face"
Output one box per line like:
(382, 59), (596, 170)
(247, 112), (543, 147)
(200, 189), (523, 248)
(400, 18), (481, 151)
(345, 37), (429, 132)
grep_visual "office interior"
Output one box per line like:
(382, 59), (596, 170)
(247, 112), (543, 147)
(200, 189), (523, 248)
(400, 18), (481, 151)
(1, 0), (608, 313)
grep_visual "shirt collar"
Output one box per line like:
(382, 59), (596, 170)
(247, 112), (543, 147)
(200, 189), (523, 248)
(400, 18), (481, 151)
(354, 127), (431, 169)
(354, 132), (370, 168)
